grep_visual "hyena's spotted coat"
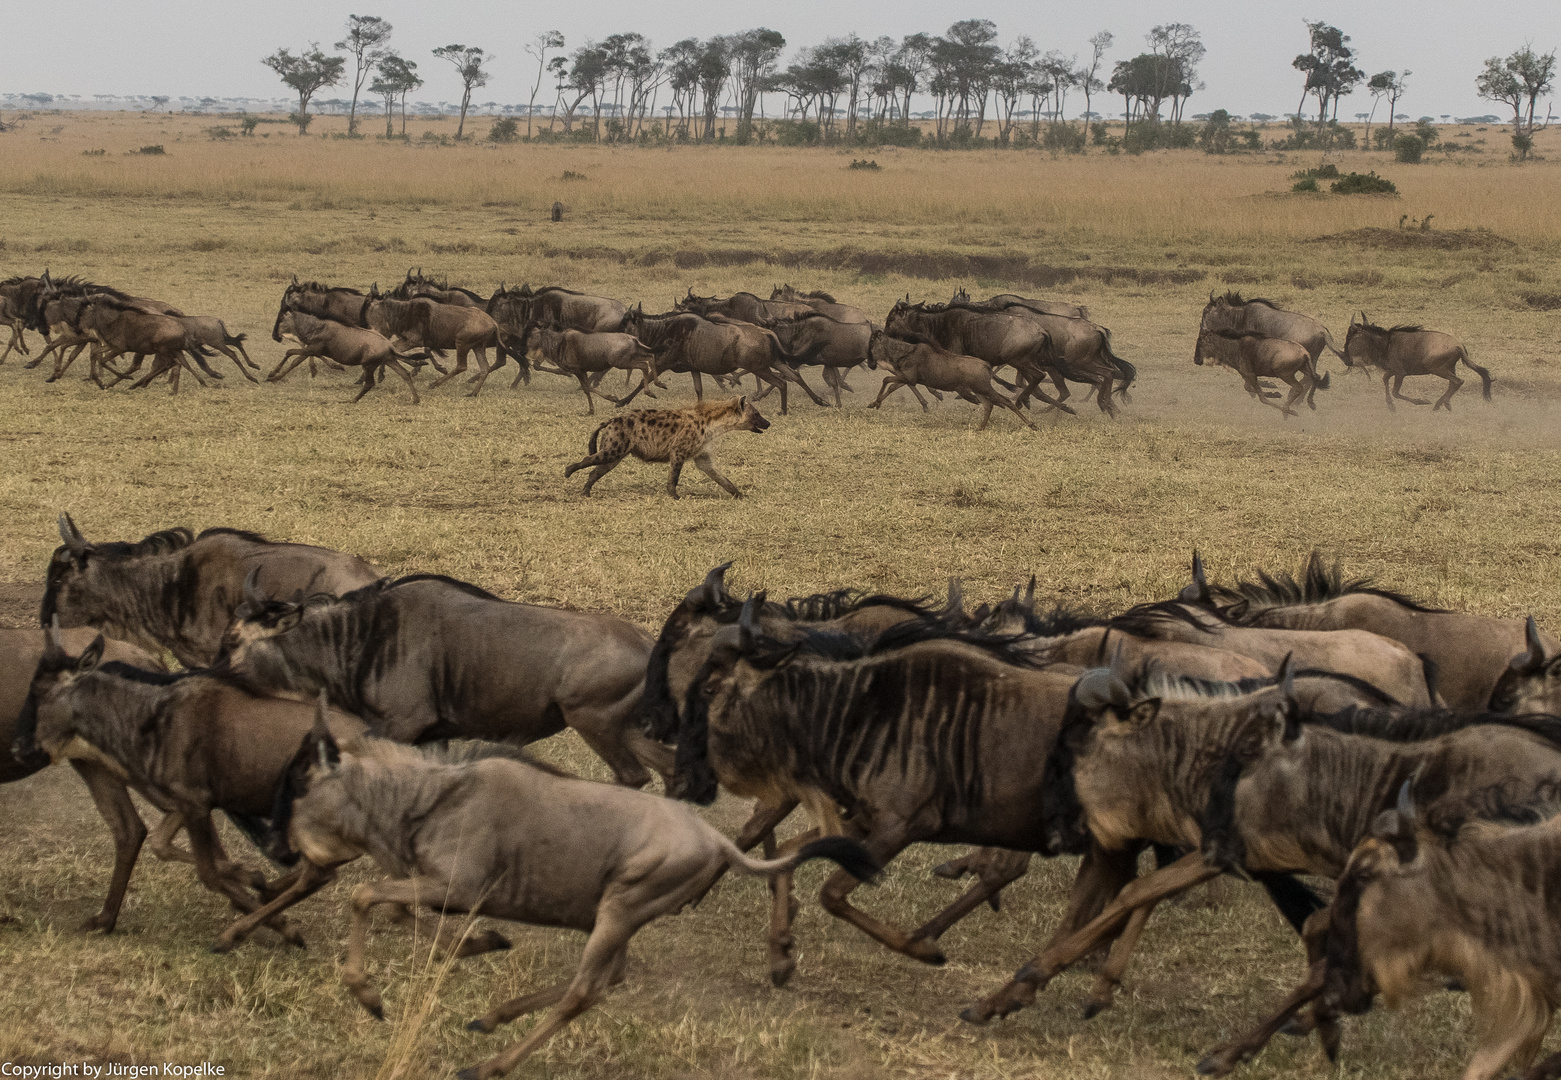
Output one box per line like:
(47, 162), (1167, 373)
(564, 397), (771, 498)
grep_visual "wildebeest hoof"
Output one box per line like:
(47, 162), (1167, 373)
(905, 939), (946, 965)
(1081, 997), (1110, 1020)
(78, 914), (115, 934)
(465, 1017), (494, 1033)
(958, 1004), (993, 1025)
(209, 939), (234, 955)
(363, 1001), (385, 1021)
(769, 960), (795, 988)
(1194, 1054), (1230, 1076)
(455, 1069), (479, 1080)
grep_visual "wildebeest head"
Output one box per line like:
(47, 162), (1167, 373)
(11, 621), (106, 768)
(1488, 616), (1561, 716)
(217, 569), (307, 664)
(1342, 314), (1394, 369)
(268, 691), (357, 867)
(41, 514), (194, 637)
(1321, 781), (1420, 1016)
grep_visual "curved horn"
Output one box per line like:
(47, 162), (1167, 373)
(685, 561), (733, 609)
(1178, 550), (1209, 602)
(1022, 575), (1036, 611)
(57, 513), (88, 557)
(1511, 615), (1548, 673)
(1396, 778), (1416, 824)
(243, 566), (265, 606)
(736, 594), (760, 653)
(1107, 642), (1131, 707)
(1277, 652), (1295, 699)
(42, 615), (65, 661)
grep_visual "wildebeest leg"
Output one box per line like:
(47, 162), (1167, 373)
(1432, 369), (1462, 411)
(1391, 374), (1430, 406)
(468, 950), (628, 1034)
(777, 361), (828, 407)
(211, 342), (260, 383)
(456, 910), (639, 1080)
(574, 373), (599, 415)
(184, 812), (307, 948)
(69, 760), (148, 933)
(961, 852), (1221, 1024)
(692, 452), (743, 498)
(464, 348), (497, 397)
(340, 875), (451, 1018)
(975, 401), (994, 430)
(983, 389), (1036, 430)
(684, 798), (800, 909)
(211, 861), (338, 954)
(1522, 1051), (1561, 1080)
(822, 365), (844, 407)
(1081, 901), (1155, 1018)
(915, 849), (1033, 943)
(690, 370), (705, 400)
(409, 909), (513, 959)
(268, 349), (313, 382)
(566, 703), (655, 788)
(1380, 370), (1397, 410)
(426, 347), (468, 390)
(867, 376), (908, 410)
(620, 727), (675, 787)
(381, 357), (421, 404)
(765, 828), (818, 986)
(816, 823), (943, 965)
(614, 370), (655, 407)
(1012, 378), (1076, 415)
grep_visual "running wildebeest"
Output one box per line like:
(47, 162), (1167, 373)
(768, 285), (871, 324)
(363, 290), (508, 396)
(678, 288), (817, 326)
(565, 397), (771, 499)
(270, 310), (424, 403)
(518, 322), (661, 409)
(1201, 792), (1561, 1080)
(1490, 617), (1561, 716)
(885, 299), (1075, 413)
(12, 629), (369, 949)
(1198, 292), (1347, 368)
(2, 625), (177, 932)
(59, 294), (219, 394)
(764, 312), (871, 408)
(865, 328), (1034, 430)
(218, 573), (673, 789)
(1343, 315), (1493, 411)
(961, 658), (1561, 1027)
(1194, 328), (1328, 417)
(389, 269), (487, 308)
(1184, 551), (1561, 710)
(946, 298), (1135, 416)
(0, 274), (45, 362)
(264, 718), (877, 1080)
(624, 308), (826, 413)
(45, 514), (384, 668)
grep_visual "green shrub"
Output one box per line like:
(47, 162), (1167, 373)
(1291, 163), (1341, 180)
(136, 144), (166, 155)
(1331, 171), (1398, 195)
(488, 116), (519, 143)
(1292, 176), (1320, 192)
(772, 119), (820, 146)
(1042, 123), (1087, 152)
(205, 126), (235, 140)
(1393, 135), (1424, 163)
(239, 116), (260, 136)
(856, 121), (921, 147)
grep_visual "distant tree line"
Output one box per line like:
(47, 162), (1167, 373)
(256, 17), (1554, 157)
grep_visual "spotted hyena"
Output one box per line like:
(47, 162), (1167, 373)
(564, 396), (771, 498)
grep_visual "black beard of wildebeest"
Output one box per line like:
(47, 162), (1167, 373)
(44, 513), (383, 668)
(960, 656), (1561, 1027)
(217, 573), (673, 789)
(1180, 549), (1561, 710)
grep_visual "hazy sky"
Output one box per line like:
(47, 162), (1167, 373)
(4, 1), (1554, 120)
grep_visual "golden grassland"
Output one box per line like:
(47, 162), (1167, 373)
(0, 111), (1559, 1079)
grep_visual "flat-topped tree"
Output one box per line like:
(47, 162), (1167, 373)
(262, 43), (346, 134)
(432, 44), (491, 139)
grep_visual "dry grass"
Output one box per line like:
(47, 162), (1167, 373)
(1, 112), (1560, 1079)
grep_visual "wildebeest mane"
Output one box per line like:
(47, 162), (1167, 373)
(1121, 664), (1401, 708)
(1107, 600), (1222, 638)
(1014, 604), (1110, 638)
(1210, 551), (1445, 621)
(1214, 291), (1280, 309)
(384, 573), (504, 602)
(290, 281), (364, 296)
(1307, 704), (1561, 749)
(195, 526), (272, 545)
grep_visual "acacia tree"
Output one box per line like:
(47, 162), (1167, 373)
(1293, 21), (1363, 129)
(262, 44), (346, 133)
(370, 54), (420, 136)
(1477, 45), (1557, 159)
(725, 28), (786, 141)
(1147, 23), (1203, 123)
(432, 44), (492, 138)
(1366, 69), (1408, 141)
(336, 15), (392, 134)
(894, 34), (933, 127)
(1080, 31), (1113, 143)
(525, 31), (564, 138)
(695, 40), (729, 139)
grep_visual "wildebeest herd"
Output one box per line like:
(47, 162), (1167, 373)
(1, 271), (1493, 432)
(5, 515), (1561, 1078)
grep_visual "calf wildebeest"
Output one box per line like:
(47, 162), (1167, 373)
(518, 322), (661, 410)
(177, 315), (258, 378)
(1203, 795), (1561, 1080)
(1194, 327), (1327, 417)
(219, 573), (672, 788)
(54, 293), (217, 393)
(764, 312), (870, 407)
(45, 514), (384, 668)
(270, 310), (424, 403)
(950, 288), (1091, 321)
(267, 720), (876, 1080)
(2, 625), (175, 932)
(948, 298), (1135, 416)
(487, 283), (629, 334)
(625, 308), (826, 413)
(1343, 315), (1493, 410)
(865, 328), (1034, 430)
(1490, 617), (1561, 716)
(12, 630), (369, 949)
(768, 284), (871, 324)
(885, 299), (1074, 413)
(565, 397), (770, 499)
(363, 291), (508, 396)
(1185, 551), (1560, 710)
(24, 274), (187, 382)
(962, 659), (1561, 1027)
(1198, 291), (1346, 368)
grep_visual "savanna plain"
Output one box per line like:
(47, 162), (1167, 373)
(1, 111), (1560, 1079)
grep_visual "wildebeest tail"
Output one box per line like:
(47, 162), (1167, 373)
(225, 331), (248, 345)
(720, 833), (881, 883)
(1459, 346), (1494, 400)
(1102, 334), (1137, 402)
